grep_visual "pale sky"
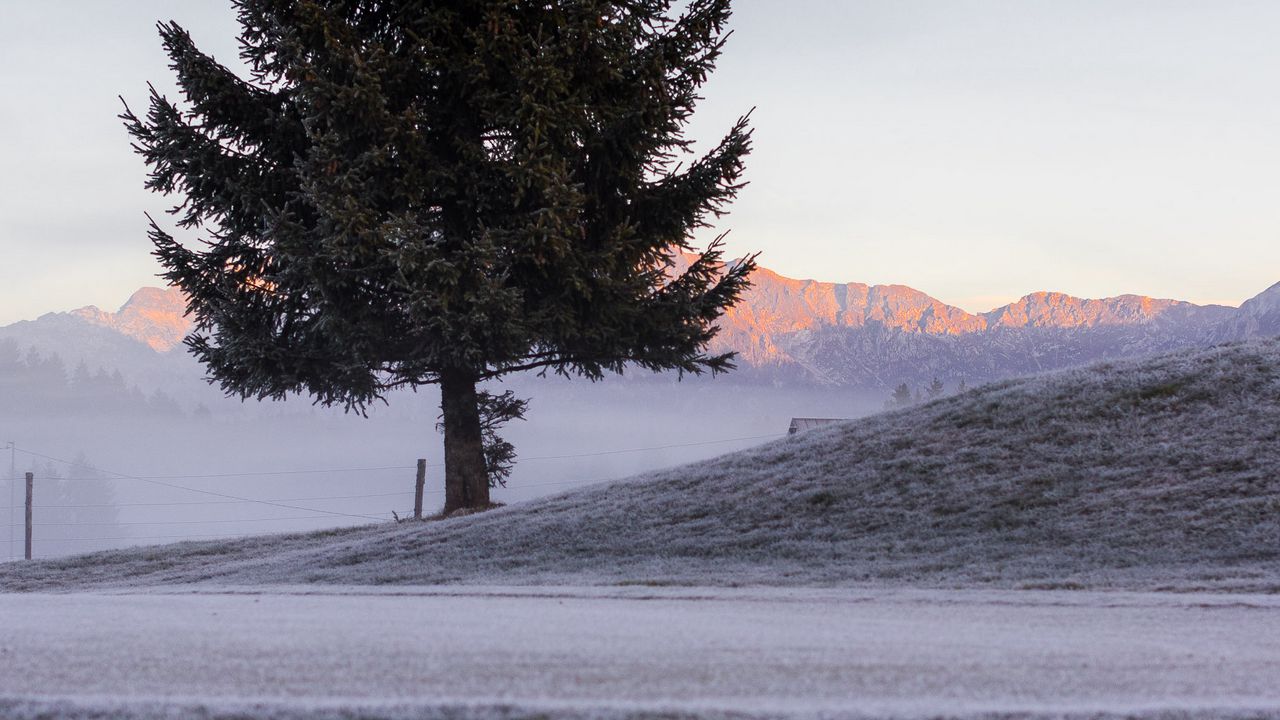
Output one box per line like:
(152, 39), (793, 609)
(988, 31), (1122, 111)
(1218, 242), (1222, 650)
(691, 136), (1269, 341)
(2, 1), (1278, 326)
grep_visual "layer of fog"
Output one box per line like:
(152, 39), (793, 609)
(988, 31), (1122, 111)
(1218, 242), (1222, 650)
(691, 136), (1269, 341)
(1, 371), (885, 560)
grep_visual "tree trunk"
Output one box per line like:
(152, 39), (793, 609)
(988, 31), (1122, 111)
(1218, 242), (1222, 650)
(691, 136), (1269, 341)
(440, 369), (490, 513)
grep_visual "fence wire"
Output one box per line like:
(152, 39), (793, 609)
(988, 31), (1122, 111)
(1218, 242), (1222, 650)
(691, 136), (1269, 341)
(2, 432), (782, 556)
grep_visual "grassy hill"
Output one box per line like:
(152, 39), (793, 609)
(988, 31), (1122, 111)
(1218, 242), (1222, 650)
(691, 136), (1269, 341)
(4, 339), (1279, 592)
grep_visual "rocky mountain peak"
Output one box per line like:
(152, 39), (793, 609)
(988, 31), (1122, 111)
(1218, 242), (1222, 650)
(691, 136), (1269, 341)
(69, 286), (191, 352)
(982, 292), (1196, 329)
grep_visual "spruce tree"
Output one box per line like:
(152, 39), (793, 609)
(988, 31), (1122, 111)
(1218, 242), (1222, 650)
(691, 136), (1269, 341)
(889, 383), (912, 408)
(123, 0), (756, 513)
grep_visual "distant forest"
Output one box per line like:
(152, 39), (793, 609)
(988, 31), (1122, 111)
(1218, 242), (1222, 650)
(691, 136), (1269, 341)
(0, 338), (189, 418)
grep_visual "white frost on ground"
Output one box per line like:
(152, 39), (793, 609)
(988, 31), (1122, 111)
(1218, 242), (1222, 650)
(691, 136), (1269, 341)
(4, 343), (1280, 719)
(2, 339), (1278, 592)
(2, 587), (1280, 719)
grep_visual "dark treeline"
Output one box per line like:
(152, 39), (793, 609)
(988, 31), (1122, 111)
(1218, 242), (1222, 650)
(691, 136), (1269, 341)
(0, 339), (187, 419)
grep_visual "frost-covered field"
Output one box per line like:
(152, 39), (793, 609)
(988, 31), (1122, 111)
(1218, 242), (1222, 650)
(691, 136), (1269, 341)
(2, 586), (1279, 720)
(3, 342), (1280, 719)
(3, 339), (1278, 592)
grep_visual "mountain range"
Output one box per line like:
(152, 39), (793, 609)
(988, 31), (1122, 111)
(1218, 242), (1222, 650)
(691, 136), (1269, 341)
(715, 267), (1280, 389)
(3, 260), (1278, 396)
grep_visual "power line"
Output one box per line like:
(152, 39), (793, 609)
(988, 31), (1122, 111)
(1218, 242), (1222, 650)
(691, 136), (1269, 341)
(3, 431), (783, 544)
(8, 432), (782, 483)
(1, 513), (364, 528)
(132, 465), (412, 479)
(29, 531), (320, 543)
(6, 466), (413, 482)
(511, 476), (617, 490)
(12, 446), (386, 523)
(519, 433), (783, 461)
(0, 489), (411, 511)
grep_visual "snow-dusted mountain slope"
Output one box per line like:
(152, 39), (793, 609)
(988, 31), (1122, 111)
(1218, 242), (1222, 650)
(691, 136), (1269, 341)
(5, 338), (1278, 592)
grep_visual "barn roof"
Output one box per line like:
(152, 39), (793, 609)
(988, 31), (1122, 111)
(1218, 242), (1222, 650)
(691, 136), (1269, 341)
(788, 417), (846, 434)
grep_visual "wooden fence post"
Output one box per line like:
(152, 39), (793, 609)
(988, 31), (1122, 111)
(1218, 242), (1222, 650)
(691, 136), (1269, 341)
(24, 472), (32, 560)
(414, 459), (426, 520)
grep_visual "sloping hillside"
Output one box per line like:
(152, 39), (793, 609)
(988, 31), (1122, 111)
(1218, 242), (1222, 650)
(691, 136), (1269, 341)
(4, 339), (1279, 592)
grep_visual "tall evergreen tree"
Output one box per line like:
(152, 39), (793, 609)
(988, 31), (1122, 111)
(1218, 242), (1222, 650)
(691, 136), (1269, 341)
(123, 0), (756, 513)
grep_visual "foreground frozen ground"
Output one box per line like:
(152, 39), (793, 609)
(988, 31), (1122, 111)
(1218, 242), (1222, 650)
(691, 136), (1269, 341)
(2, 586), (1279, 720)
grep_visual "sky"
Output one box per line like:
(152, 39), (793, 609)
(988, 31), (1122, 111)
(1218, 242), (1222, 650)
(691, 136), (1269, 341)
(1, 0), (1278, 326)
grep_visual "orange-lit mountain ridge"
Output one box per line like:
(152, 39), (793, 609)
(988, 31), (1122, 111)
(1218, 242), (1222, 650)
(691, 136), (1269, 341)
(3, 261), (1274, 391)
(69, 286), (190, 352)
(707, 263), (1237, 375)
